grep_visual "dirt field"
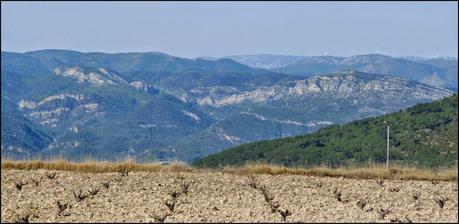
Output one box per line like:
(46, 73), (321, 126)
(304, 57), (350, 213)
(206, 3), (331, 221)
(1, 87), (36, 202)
(1, 169), (458, 223)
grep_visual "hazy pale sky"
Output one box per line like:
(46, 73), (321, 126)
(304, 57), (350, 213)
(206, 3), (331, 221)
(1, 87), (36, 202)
(1, 1), (457, 58)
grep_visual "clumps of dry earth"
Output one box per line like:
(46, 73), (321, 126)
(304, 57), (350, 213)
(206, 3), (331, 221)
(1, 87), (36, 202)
(1, 169), (458, 223)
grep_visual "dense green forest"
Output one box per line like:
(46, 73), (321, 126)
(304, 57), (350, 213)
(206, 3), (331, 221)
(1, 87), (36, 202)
(193, 95), (458, 168)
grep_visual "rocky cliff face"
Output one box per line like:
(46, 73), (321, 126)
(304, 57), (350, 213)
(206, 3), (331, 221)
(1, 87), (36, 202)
(183, 71), (453, 107)
(54, 66), (128, 86)
(17, 93), (102, 129)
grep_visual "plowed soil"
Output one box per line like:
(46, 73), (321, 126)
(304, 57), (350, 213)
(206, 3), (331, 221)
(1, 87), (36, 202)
(1, 170), (457, 223)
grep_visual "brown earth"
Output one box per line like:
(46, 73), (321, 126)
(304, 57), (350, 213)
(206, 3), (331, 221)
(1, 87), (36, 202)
(1, 169), (458, 223)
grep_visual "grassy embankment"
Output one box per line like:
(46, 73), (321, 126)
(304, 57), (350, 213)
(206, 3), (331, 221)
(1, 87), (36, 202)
(1, 159), (457, 181)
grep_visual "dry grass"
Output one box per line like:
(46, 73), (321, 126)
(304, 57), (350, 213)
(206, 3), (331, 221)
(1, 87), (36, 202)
(1, 160), (457, 181)
(1, 159), (192, 173)
(219, 163), (458, 181)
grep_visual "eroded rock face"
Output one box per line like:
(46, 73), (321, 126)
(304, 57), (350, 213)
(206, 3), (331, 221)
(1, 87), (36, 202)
(54, 66), (127, 86)
(1, 170), (457, 223)
(188, 71), (453, 107)
(129, 81), (159, 94)
(129, 81), (150, 91)
(17, 94), (102, 128)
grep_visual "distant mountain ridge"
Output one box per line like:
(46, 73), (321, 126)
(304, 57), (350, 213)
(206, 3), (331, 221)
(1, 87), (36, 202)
(22, 49), (260, 74)
(1, 49), (456, 162)
(225, 54), (458, 90)
(226, 54), (305, 69)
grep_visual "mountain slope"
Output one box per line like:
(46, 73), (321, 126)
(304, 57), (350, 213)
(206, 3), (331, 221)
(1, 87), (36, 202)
(168, 71), (454, 161)
(412, 57), (458, 90)
(277, 54), (457, 89)
(189, 70), (452, 108)
(1, 50), (456, 163)
(193, 95), (458, 168)
(1, 97), (53, 159)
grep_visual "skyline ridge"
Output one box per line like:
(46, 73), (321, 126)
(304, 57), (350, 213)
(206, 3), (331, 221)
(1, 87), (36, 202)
(2, 49), (457, 60)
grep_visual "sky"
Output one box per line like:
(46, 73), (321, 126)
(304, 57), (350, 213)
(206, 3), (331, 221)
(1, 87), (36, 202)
(1, 1), (457, 58)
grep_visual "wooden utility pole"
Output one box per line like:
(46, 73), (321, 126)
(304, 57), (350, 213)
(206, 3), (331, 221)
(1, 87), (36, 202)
(383, 120), (390, 170)
(386, 124), (390, 170)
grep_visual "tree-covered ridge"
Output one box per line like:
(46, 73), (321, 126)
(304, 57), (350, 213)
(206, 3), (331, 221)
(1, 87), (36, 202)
(193, 95), (458, 168)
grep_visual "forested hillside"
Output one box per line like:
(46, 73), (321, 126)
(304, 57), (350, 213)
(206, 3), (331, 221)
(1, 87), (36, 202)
(193, 95), (458, 168)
